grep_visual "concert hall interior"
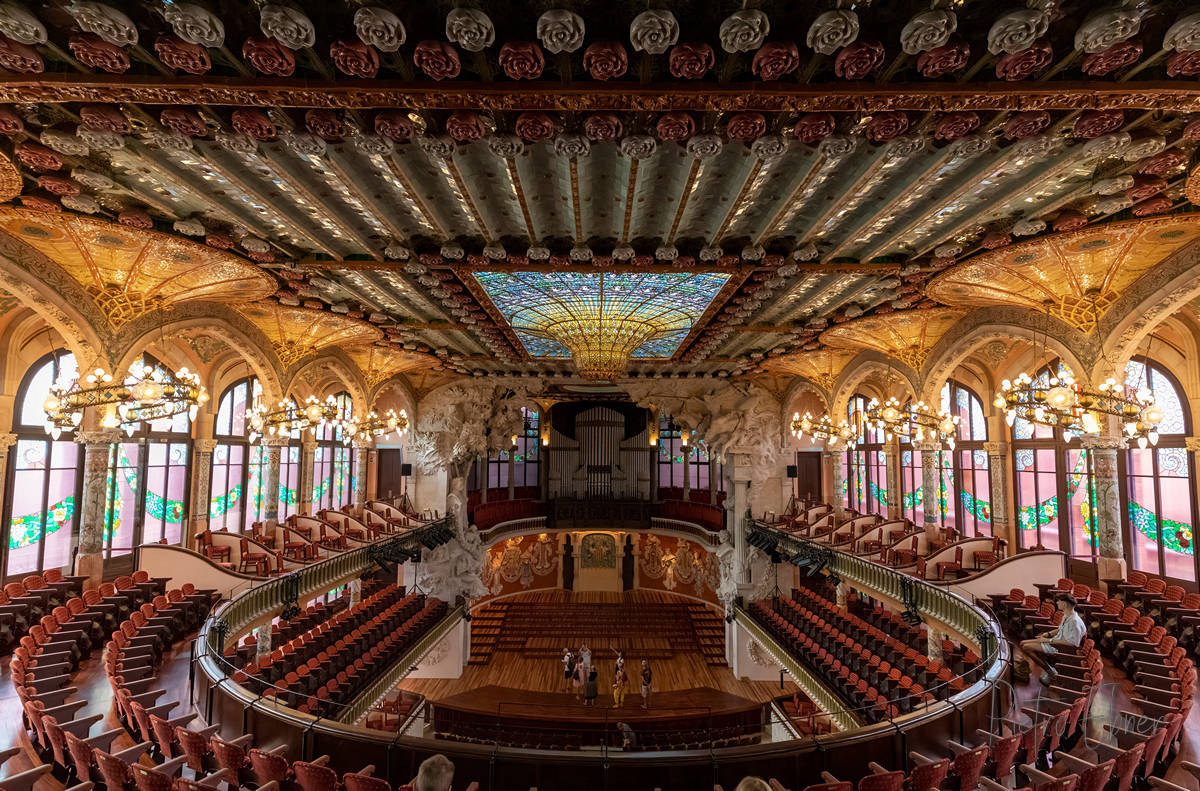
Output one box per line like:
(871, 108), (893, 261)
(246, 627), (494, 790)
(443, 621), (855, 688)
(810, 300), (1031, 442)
(3, 1), (1200, 790)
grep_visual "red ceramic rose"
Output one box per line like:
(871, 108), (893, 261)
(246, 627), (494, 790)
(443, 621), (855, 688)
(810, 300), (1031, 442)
(0, 107), (22, 134)
(16, 141), (62, 171)
(668, 42), (713, 79)
(413, 40), (460, 81)
(69, 33), (129, 74)
(232, 109), (276, 140)
(726, 112), (766, 142)
(37, 175), (79, 196)
(994, 38), (1052, 81)
(655, 111), (694, 142)
(1126, 174), (1167, 201)
(331, 38), (379, 78)
(1073, 110), (1124, 139)
(248, 250), (275, 263)
(375, 110), (413, 142)
(243, 35), (295, 76)
(445, 111), (485, 143)
(21, 194), (60, 213)
(917, 35), (968, 78)
(0, 35), (42, 73)
(752, 41), (800, 81)
(582, 41), (627, 81)
(306, 109), (347, 141)
(1081, 40), (1141, 76)
(1167, 50), (1200, 77)
(514, 112), (554, 142)
(118, 209), (153, 229)
(630, 256), (653, 267)
(498, 41), (544, 80)
(1053, 210), (1087, 231)
(866, 111), (909, 143)
(1184, 119), (1200, 142)
(206, 233), (233, 249)
(161, 108), (207, 138)
(79, 104), (129, 133)
(155, 34), (210, 74)
(934, 111), (979, 141)
(794, 113), (836, 145)
(1003, 111), (1050, 140)
(1138, 149), (1186, 176)
(1132, 195), (1172, 216)
(584, 113), (622, 142)
(980, 232), (1011, 250)
(834, 39), (884, 80)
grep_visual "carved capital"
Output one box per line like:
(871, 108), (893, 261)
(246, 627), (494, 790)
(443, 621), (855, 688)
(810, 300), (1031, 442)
(1076, 434), (1126, 450)
(351, 438), (373, 450)
(260, 436), (293, 447)
(912, 439), (942, 452)
(194, 438), (219, 453)
(74, 428), (123, 446)
(0, 433), (17, 452)
(1186, 437), (1200, 453)
(983, 441), (1009, 456)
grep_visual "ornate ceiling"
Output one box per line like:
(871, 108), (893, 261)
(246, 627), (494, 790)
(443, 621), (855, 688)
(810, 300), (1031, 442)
(0, 1), (1198, 389)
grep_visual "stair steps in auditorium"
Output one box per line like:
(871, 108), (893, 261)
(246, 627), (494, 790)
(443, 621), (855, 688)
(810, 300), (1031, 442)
(467, 600), (727, 667)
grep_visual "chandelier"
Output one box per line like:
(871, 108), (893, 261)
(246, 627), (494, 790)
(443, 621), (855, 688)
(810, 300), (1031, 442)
(43, 363), (208, 439)
(248, 395), (343, 443)
(343, 410), (409, 444)
(995, 371), (1164, 448)
(790, 412), (856, 447)
(545, 317), (660, 380)
(866, 397), (959, 449)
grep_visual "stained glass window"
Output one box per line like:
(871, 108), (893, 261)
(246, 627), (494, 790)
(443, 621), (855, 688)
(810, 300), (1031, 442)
(210, 377), (266, 531)
(845, 394), (885, 516)
(657, 414), (723, 500)
(1124, 358), (1195, 582)
(939, 381), (992, 536)
(901, 448), (922, 524)
(313, 393), (354, 511)
(5, 351), (82, 578)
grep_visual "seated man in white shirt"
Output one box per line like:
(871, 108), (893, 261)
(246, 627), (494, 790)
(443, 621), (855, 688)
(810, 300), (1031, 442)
(1019, 594), (1087, 687)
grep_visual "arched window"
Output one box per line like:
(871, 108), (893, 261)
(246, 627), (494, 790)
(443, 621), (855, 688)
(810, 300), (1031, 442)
(943, 380), (992, 536)
(1012, 361), (1097, 559)
(101, 353), (192, 559)
(482, 407), (541, 497)
(1124, 357), (1196, 582)
(277, 397), (302, 521)
(845, 394), (886, 516)
(312, 393), (354, 511)
(210, 377), (266, 532)
(655, 413), (725, 501)
(3, 351), (83, 578)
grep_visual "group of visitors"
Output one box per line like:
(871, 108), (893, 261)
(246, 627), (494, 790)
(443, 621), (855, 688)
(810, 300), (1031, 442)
(562, 646), (654, 708)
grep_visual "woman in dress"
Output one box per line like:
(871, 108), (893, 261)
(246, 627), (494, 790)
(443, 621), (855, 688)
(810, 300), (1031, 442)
(573, 654), (586, 700)
(640, 660), (652, 709)
(584, 667), (599, 707)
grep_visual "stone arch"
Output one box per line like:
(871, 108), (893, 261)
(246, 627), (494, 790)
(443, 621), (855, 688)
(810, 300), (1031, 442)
(285, 350), (369, 417)
(373, 375), (418, 424)
(782, 377), (830, 422)
(1100, 239), (1200, 365)
(0, 241), (107, 364)
(831, 352), (920, 419)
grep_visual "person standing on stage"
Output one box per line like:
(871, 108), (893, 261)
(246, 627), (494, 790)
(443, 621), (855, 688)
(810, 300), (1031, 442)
(640, 660), (653, 709)
(614, 649), (625, 676)
(562, 647), (575, 693)
(573, 654), (587, 700)
(585, 666), (599, 707)
(612, 664), (628, 708)
(580, 642), (592, 672)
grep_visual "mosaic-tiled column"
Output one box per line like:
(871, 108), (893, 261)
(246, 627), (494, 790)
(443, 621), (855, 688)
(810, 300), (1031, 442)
(984, 440), (1011, 542)
(830, 452), (845, 518)
(884, 440), (902, 520)
(75, 429), (121, 587)
(299, 438), (316, 515)
(189, 439), (218, 542)
(914, 439), (941, 536)
(1082, 435), (1126, 585)
(261, 437), (289, 527)
(352, 440), (369, 508)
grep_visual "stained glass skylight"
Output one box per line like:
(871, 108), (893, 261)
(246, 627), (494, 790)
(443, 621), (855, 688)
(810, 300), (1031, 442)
(473, 271), (729, 378)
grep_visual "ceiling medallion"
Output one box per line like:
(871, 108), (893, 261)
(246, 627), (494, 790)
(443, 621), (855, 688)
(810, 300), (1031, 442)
(43, 361), (208, 438)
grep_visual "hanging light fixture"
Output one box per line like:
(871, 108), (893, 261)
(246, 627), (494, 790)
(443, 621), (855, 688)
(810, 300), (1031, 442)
(791, 412), (856, 448)
(341, 409), (409, 445)
(248, 394), (344, 443)
(994, 371), (1162, 448)
(44, 363), (208, 439)
(865, 396), (959, 449)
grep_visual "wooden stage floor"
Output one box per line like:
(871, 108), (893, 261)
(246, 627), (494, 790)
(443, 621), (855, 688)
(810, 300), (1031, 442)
(397, 590), (798, 706)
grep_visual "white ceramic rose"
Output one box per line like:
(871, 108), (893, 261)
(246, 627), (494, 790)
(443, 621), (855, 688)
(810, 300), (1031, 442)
(174, 218), (206, 236)
(699, 245), (723, 261)
(570, 245), (593, 261)
(1012, 218), (1046, 236)
(440, 243), (465, 260)
(537, 10), (585, 54)
(719, 9), (770, 53)
(1090, 175), (1134, 195)
(352, 134), (395, 157)
(260, 4), (315, 50)
(554, 134), (591, 158)
(987, 9), (1050, 55)
(630, 9), (679, 55)
(354, 6), (405, 52)
(71, 168), (114, 190)
(947, 135), (992, 160)
(900, 9), (956, 55)
(611, 244), (635, 260)
(164, 3), (224, 47)
(445, 8), (494, 52)
(686, 134), (723, 160)
(817, 134), (858, 159)
(883, 134), (927, 161)
(792, 243), (819, 261)
(282, 132), (326, 157)
(1164, 12), (1200, 52)
(67, 1), (137, 46)
(41, 128), (89, 157)
(62, 194), (100, 214)
(1079, 131), (1131, 162)
(619, 134), (657, 159)
(1074, 8), (1140, 54)
(418, 134), (455, 159)
(1122, 136), (1166, 161)
(806, 10), (859, 56)
(526, 246), (551, 260)
(215, 129), (257, 154)
(0, 1), (46, 44)
(483, 243), (507, 260)
(751, 135), (788, 161)
(147, 129), (194, 152)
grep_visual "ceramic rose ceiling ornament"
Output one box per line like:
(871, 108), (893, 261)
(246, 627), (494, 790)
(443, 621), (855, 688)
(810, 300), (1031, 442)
(806, 10), (858, 55)
(62, 194), (100, 214)
(0, 2), (43, 45)
(686, 134), (722, 160)
(719, 9), (769, 53)
(1164, 12), (1200, 52)
(947, 135), (992, 160)
(488, 134), (524, 158)
(281, 131), (326, 157)
(163, 3), (223, 48)
(1011, 218), (1046, 236)
(215, 128), (256, 154)
(354, 7), (405, 52)
(629, 10), (679, 55)
(41, 128), (89, 157)
(792, 242), (818, 261)
(900, 9), (956, 55)
(352, 134), (394, 156)
(174, 218), (206, 236)
(71, 167), (113, 191)
(260, 4), (315, 50)
(554, 134), (590, 158)
(987, 9), (1050, 55)
(619, 134), (657, 159)
(537, 10), (585, 54)
(66, 1), (137, 46)
(817, 134), (857, 160)
(751, 135), (788, 161)
(445, 8), (494, 52)
(1074, 7), (1140, 54)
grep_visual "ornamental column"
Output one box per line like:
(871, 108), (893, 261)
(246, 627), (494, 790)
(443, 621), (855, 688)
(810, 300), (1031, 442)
(830, 452), (845, 518)
(1082, 435), (1127, 588)
(74, 429), (120, 588)
(682, 444), (691, 500)
(884, 438), (902, 520)
(352, 439), (370, 508)
(0, 434), (16, 507)
(650, 446), (660, 503)
(709, 457), (718, 505)
(984, 441), (1013, 547)
(299, 437), (316, 516)
(727, 453), (752, 586)
(189, 439), (218, 544)
(914, 439), (941, 537)
(261, 437), (289, 528)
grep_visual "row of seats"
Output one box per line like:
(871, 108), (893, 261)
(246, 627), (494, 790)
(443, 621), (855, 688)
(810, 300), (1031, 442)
(222, 597), (350, 669)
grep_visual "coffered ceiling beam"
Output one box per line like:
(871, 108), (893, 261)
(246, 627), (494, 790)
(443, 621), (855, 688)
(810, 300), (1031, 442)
(3, 75), (1198, 112)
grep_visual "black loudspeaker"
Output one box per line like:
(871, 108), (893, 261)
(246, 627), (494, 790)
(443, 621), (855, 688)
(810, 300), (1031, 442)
(401, 463), (412, 476)
(786, 465), (797, 479)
